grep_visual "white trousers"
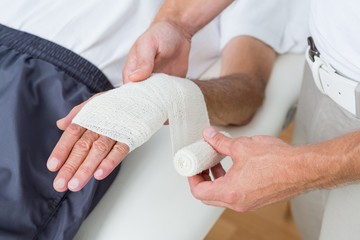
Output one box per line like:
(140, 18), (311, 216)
(291, 63), (360, 240)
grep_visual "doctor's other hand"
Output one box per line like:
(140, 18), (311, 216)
(188, 127), (307, 212)
(122, 21), (191, 83)
(47, 96), (129, 192)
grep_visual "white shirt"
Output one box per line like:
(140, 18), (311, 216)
(0, 0), (309, 87)
(221, 0), (310, 54)
(310, 0), (360, 81)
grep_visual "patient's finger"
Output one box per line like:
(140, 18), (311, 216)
(53, 130), (99, 192)
(47, 123), (86, 172)
(94, 142), (129, 180)
(57, 93), (105, 130)
(67, 136), (116, 192)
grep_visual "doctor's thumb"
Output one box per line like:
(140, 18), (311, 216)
(203, 127), (233, 156)
(123, 41), (156, 84)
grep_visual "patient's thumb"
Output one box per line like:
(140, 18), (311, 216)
(56, 105), (81, 130)
(57, 93), (104, 130)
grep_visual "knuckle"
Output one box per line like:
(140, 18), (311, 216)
(56, 144), (70, 155)
(61, 163), (78, 176)
(113, 143), (129, 155)
(216, 138), (225, 148)
(230, 146), (240, 158)
(225, 192), (252, 213)
(253, 135), (265, 141)
(223, 191), (240, 205)
(93, 140), (110, 155)
(231, 140), (245, 156)
(67, 124), (83, 136)
(190, 188), (201, 200)
(232, 141), (241, 151)
(78, 165), (93, 176)
(212, 133), (222, 143)
(105, 157), (119, 169)
(234, 205), (249, 213)
(251, 135), (270, 144)
(74, 139), (92, 153)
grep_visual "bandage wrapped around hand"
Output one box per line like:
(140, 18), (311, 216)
(73, 74), (228, 176)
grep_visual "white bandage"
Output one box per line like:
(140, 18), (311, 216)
(73, 74), (227, 176)
(174, 139), (224, 176)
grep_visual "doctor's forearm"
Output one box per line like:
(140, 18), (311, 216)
(297, 130), (360, 190)
(153, 0), (233, 37)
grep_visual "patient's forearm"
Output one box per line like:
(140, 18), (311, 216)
(195, 36), (276, 126)
(194, 74), (265, 126)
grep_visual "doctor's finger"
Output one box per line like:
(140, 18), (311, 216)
(202, 200), (232, 209)
(188, 170), (212, 189)
(189, 177), (228, 202)
(210, 163), (226, 179)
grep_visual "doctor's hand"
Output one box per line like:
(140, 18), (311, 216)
(122, 21), (191, 83)
(47, 97), (129, 192)
(188, 127), (307, 212)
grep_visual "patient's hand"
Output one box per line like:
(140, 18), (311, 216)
(47, 99), (129, 192)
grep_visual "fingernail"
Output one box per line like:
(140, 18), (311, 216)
(56, 119), (64, 126)
(128, 68), (144, 80)
(94, 169), (103, 179)
(68, 178), (79, 190)
(57, 118), (64, 123)
(130, 68), (141, 74)
(55, 178), (65, 189)
(204, 127), (217, 139)
(47, 157), (59, 171)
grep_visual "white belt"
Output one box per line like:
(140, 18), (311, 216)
(306, 46), (360, 117)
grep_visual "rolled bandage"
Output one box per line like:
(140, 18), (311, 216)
(174, 131), (230, 176)
(174, 140), (222, 177)
(73, 74), (227, 176)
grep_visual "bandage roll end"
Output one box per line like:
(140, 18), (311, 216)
(174, 139), (225, 177)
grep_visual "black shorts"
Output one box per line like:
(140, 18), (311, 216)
(0, 24), (119, 240)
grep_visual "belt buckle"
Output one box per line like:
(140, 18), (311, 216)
(306, 37), (360, 117)
(307, 37), (320, 62)
(306, 37), (326, 94)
